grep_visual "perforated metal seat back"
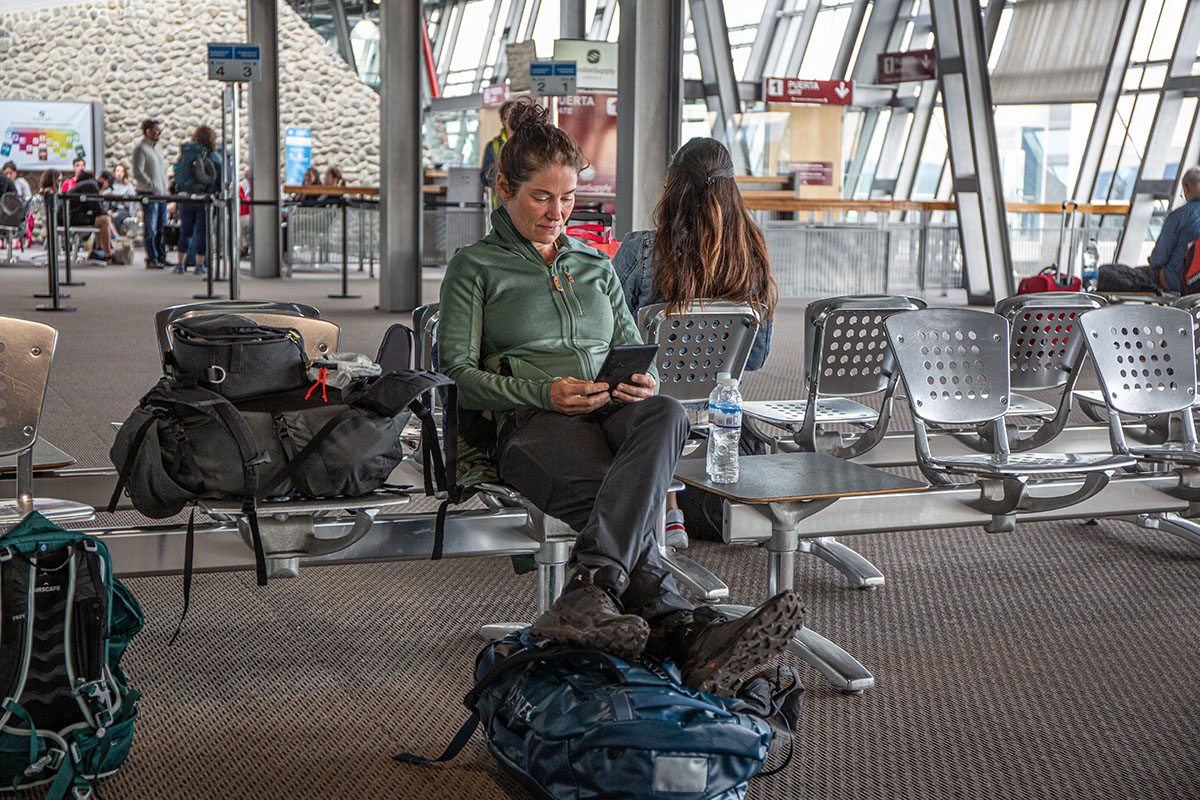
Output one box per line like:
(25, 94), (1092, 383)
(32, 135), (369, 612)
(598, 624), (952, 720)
(804, 295), (926, 395)
(642, 302), (760, 404)
(1079, 305), (1197, 416)
(1171, 294), (1200, 365)
(995, 292), (1106, 391)
(0, 316), (57, 458)
(885, 308), (1010, 425)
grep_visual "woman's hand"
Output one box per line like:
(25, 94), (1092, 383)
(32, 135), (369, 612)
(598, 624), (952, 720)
(612, 372), (656, 404)
(550, 377), (611, 415)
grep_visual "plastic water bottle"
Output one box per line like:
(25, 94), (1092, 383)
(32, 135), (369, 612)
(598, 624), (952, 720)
(706, 372), (742, 484)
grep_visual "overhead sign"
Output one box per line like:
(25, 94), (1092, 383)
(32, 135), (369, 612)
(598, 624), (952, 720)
(505, 41), (538, 92)
(482, 83), (512, 108)
(284, 127), (312, 186)
(877, 48), (937, 84)
(789, 161), (834, 186)
(529, 61), (577, 96)
(763, 77), (853, 106)
(557, 93), (617, 196)
(553, 39), (617, 91)
(207, 42), (262, 82)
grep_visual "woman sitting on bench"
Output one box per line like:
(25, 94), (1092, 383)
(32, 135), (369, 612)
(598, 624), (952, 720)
(612, 137), (778, 545)
(437, 101), (803, 694)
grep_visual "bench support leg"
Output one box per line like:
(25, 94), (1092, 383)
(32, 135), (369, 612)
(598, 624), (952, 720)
(1129, 512), (1200, 548)
(655, 494), (729, 600)
(798, 536), (885, 589)
(716, 603), (875, 694)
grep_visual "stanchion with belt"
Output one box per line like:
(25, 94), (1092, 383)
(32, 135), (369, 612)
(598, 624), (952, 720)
(34, 192), (74, 313)
(194, 195), (226, 300)
(328, 195), (360, 299)
(58, 194), (85, 287)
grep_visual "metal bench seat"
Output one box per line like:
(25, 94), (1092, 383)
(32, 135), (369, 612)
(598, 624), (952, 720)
(924, 450), (1133, 476)
(0, 315), (95, 527)
(741, 397), (878, 427)
(886, 307), (1135, 533)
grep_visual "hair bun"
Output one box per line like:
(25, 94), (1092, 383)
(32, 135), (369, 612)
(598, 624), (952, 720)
(506, 101), (551, 134)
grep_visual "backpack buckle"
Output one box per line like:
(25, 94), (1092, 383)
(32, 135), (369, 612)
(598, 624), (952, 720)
(24, 747), (65, 777)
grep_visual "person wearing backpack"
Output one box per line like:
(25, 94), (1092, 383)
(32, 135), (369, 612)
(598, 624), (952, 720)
(173, 125), (222, 275)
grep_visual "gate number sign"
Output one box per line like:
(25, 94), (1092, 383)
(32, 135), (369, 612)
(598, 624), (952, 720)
(208, 43), (262, 83)
(529, 61), (577, 96)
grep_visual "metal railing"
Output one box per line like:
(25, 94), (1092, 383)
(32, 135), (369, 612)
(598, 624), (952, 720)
(283, 198), (380, 277)
(747, 198), (1131, 298)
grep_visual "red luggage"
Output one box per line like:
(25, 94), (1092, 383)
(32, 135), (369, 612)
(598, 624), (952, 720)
(1018, 267), (1082, 294)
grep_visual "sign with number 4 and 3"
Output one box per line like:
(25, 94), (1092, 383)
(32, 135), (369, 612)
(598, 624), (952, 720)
(207, 43), (262, 83)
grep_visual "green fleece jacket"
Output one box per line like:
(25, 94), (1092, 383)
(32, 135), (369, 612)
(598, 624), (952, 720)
(438, 207), (647, 434)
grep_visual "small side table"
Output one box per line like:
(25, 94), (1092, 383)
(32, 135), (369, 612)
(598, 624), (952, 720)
(677, 452), (924, 693)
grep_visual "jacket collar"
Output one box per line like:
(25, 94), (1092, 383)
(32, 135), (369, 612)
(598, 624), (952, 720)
(487, 207), (607, 266)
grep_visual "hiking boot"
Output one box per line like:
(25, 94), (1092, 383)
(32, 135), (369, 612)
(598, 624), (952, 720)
(649, 591), (805, 695)
(530, 570), (649, 662)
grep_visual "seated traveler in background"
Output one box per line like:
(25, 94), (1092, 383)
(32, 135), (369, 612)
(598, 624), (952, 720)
(295, 166), (322, 207)
(66, 170), (113, 261)
(60, 157), (86, 193)
(98, 169), (133, 237)
(3, 161), (32, 202)
(1148, 165), (1200, 293)
(612, 137), (777, 545)
(438, 102), (803, 694)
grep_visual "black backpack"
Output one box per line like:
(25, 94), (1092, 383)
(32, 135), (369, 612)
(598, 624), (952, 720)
(108, 368), (460, 586)
(167, 314), (310, 401)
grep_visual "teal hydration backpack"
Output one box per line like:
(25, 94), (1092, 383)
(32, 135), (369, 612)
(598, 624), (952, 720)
(396, 629), (786, 800)
(0, 513), (143, 798)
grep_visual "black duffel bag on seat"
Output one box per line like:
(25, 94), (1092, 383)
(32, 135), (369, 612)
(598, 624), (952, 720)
(109, 368), (459, 585)
(167, 313), (310, 401)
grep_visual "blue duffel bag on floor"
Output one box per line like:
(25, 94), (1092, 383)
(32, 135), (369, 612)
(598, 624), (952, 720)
(395, 629), (787, 800)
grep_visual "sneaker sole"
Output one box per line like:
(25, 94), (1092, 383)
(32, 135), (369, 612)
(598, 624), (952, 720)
(690, 591), (805, 696)
(531, 614), (650, 662)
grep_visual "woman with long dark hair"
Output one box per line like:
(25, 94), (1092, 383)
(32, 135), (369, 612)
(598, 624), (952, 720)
(438, 104), (801, 693)
(612, 137), (777, 544)
(613, 137), (776, 369)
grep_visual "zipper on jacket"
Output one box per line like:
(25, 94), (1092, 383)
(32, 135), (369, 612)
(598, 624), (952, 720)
(557, 265), (584, 316)
(549, 251), (591, 380)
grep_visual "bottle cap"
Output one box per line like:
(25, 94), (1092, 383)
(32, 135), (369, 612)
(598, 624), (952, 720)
(716, 371), (736, 385)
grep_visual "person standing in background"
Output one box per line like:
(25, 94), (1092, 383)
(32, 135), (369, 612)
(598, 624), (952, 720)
(132, 118), (170, 269)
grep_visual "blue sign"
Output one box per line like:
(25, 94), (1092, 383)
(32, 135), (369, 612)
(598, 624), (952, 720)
(207, 45), (233, 60)
(284, 127), (312, 185)
(234, 45), (261, 60)
(528, 61), (577, 96)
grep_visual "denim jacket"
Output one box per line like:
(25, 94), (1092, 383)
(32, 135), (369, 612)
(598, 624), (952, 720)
(611, 229), (773, 371)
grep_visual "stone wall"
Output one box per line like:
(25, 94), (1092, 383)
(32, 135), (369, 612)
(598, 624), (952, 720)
(0, 0), (381, 185)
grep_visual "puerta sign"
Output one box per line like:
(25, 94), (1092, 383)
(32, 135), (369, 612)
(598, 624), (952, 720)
(877, 49), (937, 84)
(763, 78), (853, 106)
(207, 43), (262, 82)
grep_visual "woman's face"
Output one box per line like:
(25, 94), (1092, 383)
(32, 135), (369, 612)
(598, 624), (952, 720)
(3, 167), (14, 181)
(113, 165), (126, 182)
(323, 170), (339, 186)
(499, 163), (577, 251)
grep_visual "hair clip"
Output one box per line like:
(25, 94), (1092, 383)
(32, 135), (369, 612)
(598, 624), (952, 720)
(705, 177), (715, 186)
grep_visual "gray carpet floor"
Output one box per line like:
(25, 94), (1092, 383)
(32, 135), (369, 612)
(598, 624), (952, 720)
(1, 257), (1198, 799)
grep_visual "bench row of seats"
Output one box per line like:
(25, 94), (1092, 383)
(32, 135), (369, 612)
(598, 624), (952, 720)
(6, 293), (1200, 694)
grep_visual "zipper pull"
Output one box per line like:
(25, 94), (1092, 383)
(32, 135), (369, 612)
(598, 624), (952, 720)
(552, 275), (564, 292)
(564, 268), (575, 283)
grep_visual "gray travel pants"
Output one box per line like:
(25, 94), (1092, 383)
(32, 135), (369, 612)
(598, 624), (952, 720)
(497, 395), (695, 622)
